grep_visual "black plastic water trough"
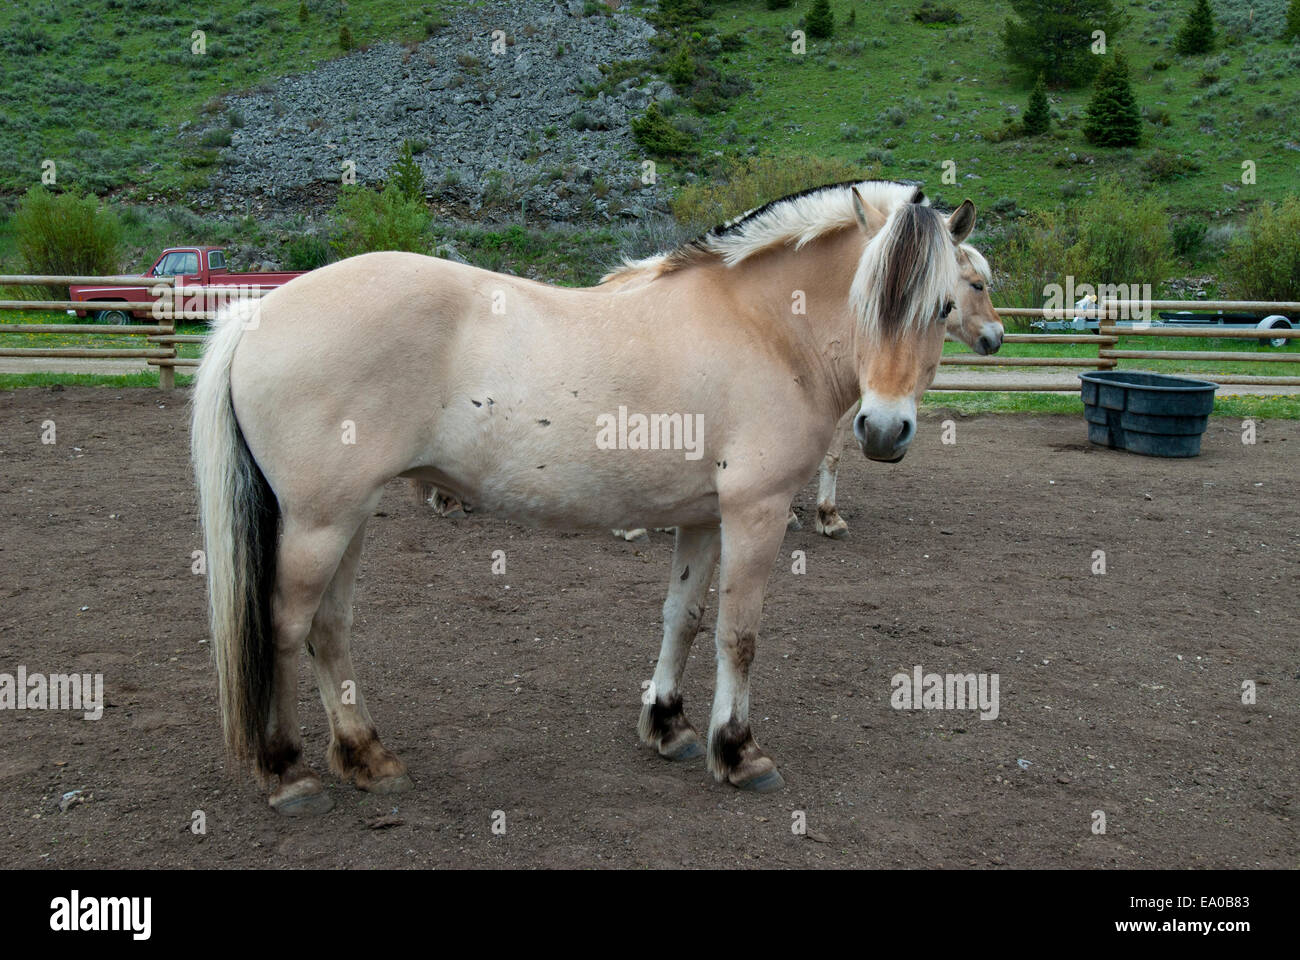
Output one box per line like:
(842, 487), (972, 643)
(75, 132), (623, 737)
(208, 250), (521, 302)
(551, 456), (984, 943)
(1078, 370), (1218, 457)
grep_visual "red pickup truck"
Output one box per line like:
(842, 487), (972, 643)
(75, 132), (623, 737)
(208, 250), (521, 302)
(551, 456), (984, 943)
(69, 246), (306, 322)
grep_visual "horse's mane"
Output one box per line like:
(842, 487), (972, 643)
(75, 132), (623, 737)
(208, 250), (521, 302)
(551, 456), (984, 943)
(602, 179), (928, 285)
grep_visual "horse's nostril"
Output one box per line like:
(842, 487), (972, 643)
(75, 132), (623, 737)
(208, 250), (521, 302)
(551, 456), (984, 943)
(896, 418), (915, 447)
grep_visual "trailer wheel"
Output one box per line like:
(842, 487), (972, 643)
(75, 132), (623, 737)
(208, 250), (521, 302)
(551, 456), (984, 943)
(93, 308), (130, 325)
(1258, 315), (1292, 349)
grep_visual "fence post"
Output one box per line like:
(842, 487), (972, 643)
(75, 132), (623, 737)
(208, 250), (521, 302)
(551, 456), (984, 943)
(159, 316), (176, 390)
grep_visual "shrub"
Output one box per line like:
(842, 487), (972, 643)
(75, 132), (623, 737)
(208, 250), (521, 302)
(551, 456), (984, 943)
(10, 187), (122, 297)
(1023, 73), (1051, 134)
(298, 1), (308, 22)
(1221, 197), (1300, 301)
(1171, 217), (1208, 259)
(997, 177), (1173, 309)
(387, 142), (425, 202)
(328, 183), (431, 259)
(339, 24), (354, 51)
(1083, 53), (1142, 146)
(669, 154), (864, 232)
(1142, 148), (1201, 181)
(286, 235), (331, 270)
(1175, 0), (1216, 56)
(1287, 0), (1300, 41)
(913, 3), (962, 25)
(631, 103), (697, 158)
(806, 0), (835, 39)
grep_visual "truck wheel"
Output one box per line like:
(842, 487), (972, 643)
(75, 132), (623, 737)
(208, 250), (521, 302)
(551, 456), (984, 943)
(93, 308), (130, 325)
(1258, 315), (1292, 349)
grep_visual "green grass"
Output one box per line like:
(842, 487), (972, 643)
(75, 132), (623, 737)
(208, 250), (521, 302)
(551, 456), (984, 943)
(687, 0), (1300, 222)
(924, 391), (1300, 418)
(943, 333), (1300, 375)
(0, 371), (187, 389)
(0, 0), (458, 198)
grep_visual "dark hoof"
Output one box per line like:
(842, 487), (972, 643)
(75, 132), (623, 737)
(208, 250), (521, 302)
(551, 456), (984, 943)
(661, 736), (703, 761)
(365, 772), (414, 795)
(270, 781), (335, 817)
(824, 524), (848, 540)
(733, 767), (786, 793)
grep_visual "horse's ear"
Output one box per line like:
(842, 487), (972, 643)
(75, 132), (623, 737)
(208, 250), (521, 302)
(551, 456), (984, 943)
(947, 200), (976, 243)
(851, 186), (887, 234)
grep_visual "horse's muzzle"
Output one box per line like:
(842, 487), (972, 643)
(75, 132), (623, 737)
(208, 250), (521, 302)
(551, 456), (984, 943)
(853, 407), (914, 462)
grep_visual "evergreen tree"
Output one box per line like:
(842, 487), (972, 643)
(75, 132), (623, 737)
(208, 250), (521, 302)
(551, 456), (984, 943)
(1023, 74), (1051, 135)
(1003, 0), (1128, 87)
(298, 1), (309, 22)
(806, 0), (834, 39)
(1284, 0), (1300, 41)
(388, 142), (425, 203)
(1174, 0), (1216, 56)
(1083, 53), (1142, 147)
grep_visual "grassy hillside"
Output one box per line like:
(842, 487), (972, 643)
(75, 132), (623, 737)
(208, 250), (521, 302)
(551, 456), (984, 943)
(672, 0), (1300, 217)
(0, 0), (455, 197)
(2, 0), (1296, 219)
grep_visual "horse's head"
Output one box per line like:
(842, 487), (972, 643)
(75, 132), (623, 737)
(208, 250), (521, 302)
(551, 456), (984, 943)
(847, 189), (975, 462)
(949, 244), (1003, 356)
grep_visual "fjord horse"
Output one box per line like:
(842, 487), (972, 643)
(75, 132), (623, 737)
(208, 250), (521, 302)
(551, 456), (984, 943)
(192, 181), (975, 814)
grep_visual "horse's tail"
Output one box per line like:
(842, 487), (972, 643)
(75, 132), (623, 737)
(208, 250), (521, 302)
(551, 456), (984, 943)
(191, 300), (278, 779)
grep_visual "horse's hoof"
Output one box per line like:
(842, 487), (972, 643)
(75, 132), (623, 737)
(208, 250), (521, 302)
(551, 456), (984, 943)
(442, 507), (467, 519)
(824, 524), (848, 540)
(660, 735), (703, 761)
(786, 511), (802, 531)
(270, 781), (335, 817)
(733, 767), (786, 793)
(365, 772), (414, 795)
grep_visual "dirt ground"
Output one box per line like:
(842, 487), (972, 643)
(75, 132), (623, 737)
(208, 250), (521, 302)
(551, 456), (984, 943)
(0, 387), (1296, 869)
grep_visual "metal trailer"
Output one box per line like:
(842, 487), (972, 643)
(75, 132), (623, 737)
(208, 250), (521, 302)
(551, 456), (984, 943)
(1031, 307), (1295, 347)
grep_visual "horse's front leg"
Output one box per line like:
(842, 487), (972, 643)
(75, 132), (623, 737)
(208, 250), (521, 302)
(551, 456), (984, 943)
(815, 403), (857, 539)
(639, 524), (720, 760)
(707, 496), (791, 792)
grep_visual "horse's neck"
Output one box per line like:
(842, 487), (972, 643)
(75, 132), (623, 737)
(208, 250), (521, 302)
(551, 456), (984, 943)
(724, 229), (865, 418)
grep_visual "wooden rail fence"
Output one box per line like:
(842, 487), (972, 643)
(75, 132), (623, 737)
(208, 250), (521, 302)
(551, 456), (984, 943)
(2, 276), (1298, 394)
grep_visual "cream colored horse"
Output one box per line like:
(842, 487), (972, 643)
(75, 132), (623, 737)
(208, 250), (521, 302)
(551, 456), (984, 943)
(192, 181), (975, 814)
(812, 243), (1002, 538)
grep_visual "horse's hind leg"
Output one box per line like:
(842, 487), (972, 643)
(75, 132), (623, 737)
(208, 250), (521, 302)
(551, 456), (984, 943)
(707, 496), (790, 792)
(265, 518), (362, 817)
(815, 404), (856, 539)
(639, 524), (720, 761)
(307, 520), (412, 794)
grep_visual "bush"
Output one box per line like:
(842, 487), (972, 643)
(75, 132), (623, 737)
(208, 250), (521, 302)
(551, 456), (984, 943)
(806, 0), (835, 38)
(1023, 73), (1051, 135)
(1171, 217), (1208, 259)
(913, 3), (962, 25)
(285, 235), (331, 270)
(339, 24), (354, 51)
(1287, 0), (1300, 41)
(1175, 0), (1216, 56)
(1003, 0), (1127, 87)
(1142, 148), (1201, 181)
(1083, 53), (1142, 146)
(1221, 197), (1300, 301)
(387, 142), (425, 202)
(669, 154), (864, 232)
(631, 103), (697, 158)
(328, 183), (431, 259)
(298, 1), (308, 22)
(10, 187), (122, 297)
(997, 177), (1173, 310)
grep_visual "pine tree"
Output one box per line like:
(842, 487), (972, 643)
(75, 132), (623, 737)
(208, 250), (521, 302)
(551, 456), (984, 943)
(1023, 74), (1051, 135)
(298, 1), (309, 22)
(1285, 0), (1300, 41)
(339, 24), (354, 51)
(1174, 0), (1216, 56)
(1083, 53), (1142, 147)
(388, 142), (425, 203)
(806, 0), (834, 39)
(1002, 0), (1128, 88)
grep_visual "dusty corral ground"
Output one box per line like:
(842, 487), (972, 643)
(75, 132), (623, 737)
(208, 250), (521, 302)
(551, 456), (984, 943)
(0, 387), (1296, 868)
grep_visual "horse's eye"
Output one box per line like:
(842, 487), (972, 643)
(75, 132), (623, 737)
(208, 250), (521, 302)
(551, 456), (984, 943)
(971, 281), (984, 292)
(940, 300), (955, 319)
